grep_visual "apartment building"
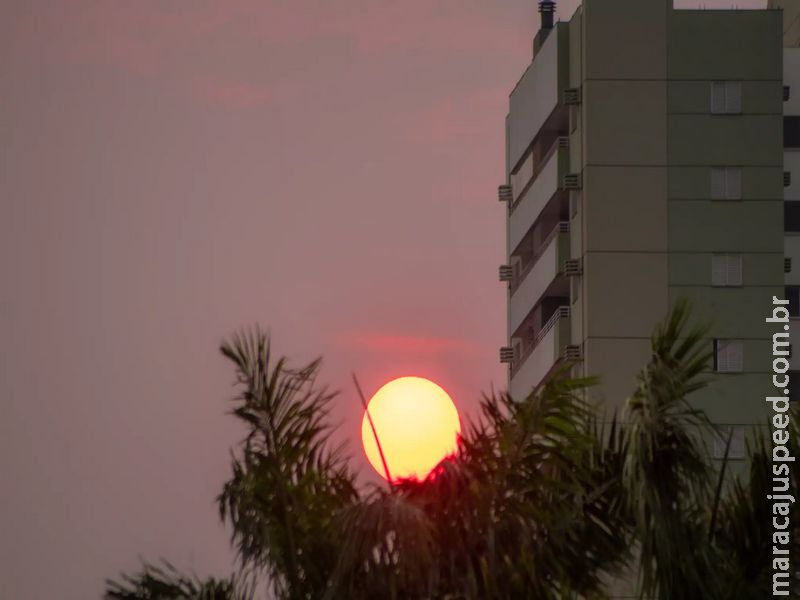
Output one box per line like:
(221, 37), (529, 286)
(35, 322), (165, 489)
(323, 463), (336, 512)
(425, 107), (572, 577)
(499, 0), (787, 449)
(776, 3), (800, 417)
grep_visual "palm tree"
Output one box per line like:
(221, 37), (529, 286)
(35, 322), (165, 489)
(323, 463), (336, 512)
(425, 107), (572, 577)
(618, 298), (721, 598)
(710, 419), (800, 598)
(331, 376), (629, 599)
(104, 561), (251, 600)
(216, 329), (359, 599)
(106, 304), (800, 599)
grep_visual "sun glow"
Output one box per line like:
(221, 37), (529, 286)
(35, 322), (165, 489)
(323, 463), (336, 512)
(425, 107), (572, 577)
(361, 376), (461, 481)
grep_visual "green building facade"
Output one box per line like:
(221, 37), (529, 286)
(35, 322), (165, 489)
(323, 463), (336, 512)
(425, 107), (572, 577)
(501, 0), (787, 459)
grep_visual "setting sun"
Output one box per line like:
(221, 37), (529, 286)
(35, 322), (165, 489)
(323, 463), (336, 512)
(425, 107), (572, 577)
(361, 376), (461, 481)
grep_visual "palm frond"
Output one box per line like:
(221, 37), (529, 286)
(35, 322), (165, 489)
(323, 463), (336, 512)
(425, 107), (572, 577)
(104, 560), (252, 600)
(621, 298), (719, 599)
(328, 489), (436, 599)
(217, 328), (358, 599)
(712, 413), (800, 598)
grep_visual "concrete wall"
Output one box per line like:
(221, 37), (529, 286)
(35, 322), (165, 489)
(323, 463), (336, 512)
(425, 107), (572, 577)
(582, 0), (667, 80)
(508, 233), (565, 336)
(579, 0), (669, 412)
(508, 149), (562, 252)
(508, 27), (561, 171)
(666, 9), (784, 427)
(668, 11), (782, 81)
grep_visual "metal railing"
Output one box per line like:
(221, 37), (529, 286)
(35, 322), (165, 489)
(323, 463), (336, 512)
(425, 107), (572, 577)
(511, 305), (570, 377)
(536, 306), (570, 346)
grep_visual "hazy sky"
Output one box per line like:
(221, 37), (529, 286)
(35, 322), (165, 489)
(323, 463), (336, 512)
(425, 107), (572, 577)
(0, 1), (765, 598)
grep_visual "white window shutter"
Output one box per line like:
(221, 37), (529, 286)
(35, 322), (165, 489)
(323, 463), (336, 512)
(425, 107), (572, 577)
(714, 426), (745, 459)
(728, 341), (744, 372)
(712, 255), (727, 286)
(726, 254), (743, 286)
(716, 340), (743, 373)
(725, 81), (742, 113)
(716, 340), (728, 372)
(711, 167), (726, 199)
(726, 167), (742, 199)
(711, 82), (726, 114)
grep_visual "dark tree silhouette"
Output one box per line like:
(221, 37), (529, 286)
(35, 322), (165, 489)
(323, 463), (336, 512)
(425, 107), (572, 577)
(106, 302), (800, 599)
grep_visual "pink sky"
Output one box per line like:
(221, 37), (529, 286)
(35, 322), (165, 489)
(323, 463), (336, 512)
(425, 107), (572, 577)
(0, 0), (765, 597)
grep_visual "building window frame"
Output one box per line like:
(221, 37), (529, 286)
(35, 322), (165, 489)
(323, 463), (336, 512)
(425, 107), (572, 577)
(711, 81), (742, 115)
(711, 166), (742, 200)
(711, 254), (743, 287)
(714, 339), (744, 373)
(785, 116), (800, 149)
(785, 202), (800, 233)
(787, 286), (800, 318)
(713, 426), (746, 459)
(790, 371), (800, 402)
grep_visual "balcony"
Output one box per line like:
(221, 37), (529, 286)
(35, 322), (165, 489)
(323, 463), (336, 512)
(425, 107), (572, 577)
(510, 306), (571, 400)
(508, 222), (570, 336)
(509, 143), (569, 254)
(511, 135), (567, 204)
(507, 25), (562, 170)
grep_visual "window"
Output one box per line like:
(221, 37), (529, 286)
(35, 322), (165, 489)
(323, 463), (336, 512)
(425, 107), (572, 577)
(711, 81), (742, 114)
(714, 340), (743, 373)
(713, 426), (745, 459)
(785, 171), (792, 188)
(786, 202), (800, 233)
(787, 286), (800, 317)
(785, 86), (791, 102)
(711, 167), (742, 200)
(786, 257), (793, 274)
(785, 116), (800, 149)
(711, 254), (743, 287)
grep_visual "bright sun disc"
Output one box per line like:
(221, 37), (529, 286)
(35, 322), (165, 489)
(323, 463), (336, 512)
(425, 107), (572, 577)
(361, 376), (461, 481)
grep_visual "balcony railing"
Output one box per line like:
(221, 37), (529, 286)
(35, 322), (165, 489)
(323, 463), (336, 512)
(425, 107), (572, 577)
(536, 305), (570, 346)
(511, 306), (570, 378)
(508, 143), (569, 255)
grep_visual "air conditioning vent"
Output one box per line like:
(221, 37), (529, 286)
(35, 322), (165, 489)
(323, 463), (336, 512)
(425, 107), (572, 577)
(564, 345), (583, 361)
(563, 173), (582, 190)
(786, 257), (792, 274)
(499, 265), (514, 282)
(499, 347), (516, 364)
(785, 171), (792, 188)
(564, 258), (582, 276)
(564, 87), (581, 105)
(557, 136), (569, 149)
(498, 184), (513, 202)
